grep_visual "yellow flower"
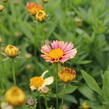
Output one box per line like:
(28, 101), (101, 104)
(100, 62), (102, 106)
(35, 10), (47, 22)
(5, 86), (26, 106)
(26, 2), (43, 15)
(0, 4), (4, 11)
(4, 45), (19, 58)
(30, 70), (54, 91)
(82, 102), (90, 109)
(58, 67), (76, 82)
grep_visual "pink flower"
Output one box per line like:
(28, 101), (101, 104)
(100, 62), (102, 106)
(41, 40), (77, 63)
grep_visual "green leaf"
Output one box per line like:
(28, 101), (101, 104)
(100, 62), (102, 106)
(78, 85), (95, 100)
(102, 66), (109, 102)
(81, 70), (102, 95)
(57, 84), (77, 96)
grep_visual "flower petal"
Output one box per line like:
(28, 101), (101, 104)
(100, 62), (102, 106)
(30, 85), (36, 91)
(63, 42), (73, 52)
(44, 77), (54, 85)
(41, 45), (51, 53)
(41, 70), (48, 78)
(51, 40), (59, 49)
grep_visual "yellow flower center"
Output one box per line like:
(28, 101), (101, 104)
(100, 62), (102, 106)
(30, 77), (44, 88)
(38, 11), (43, 17)
(48, 48), (64, 61)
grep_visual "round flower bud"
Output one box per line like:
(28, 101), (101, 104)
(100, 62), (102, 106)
(4, 45), (19, 58)
(5, 86), (26, 106)
(40, 87), (49, 94)
(36, 10), (47, 22)
(82, 101), (90, 109)
(2, 0), (8, 2)
(0, 5), (4, 11)
(58, 67), (76, 82)
(43, 0), (48, 3)
(26, 98), (35, 106)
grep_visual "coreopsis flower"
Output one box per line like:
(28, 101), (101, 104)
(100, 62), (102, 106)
(58, 67), (76, 82)
(36, 10), (47, 22)
(41, 40), (77, 63)
(5, 86), (26, 106)
(26, 2), (43, 15)
(4, 45), (19, 58)
(0, 4), (4, 11)
(30, 70), (54, 91)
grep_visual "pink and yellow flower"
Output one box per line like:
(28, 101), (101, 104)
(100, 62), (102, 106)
(41, 40), (77, 63)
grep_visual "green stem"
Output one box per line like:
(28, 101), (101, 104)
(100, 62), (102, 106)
(39, 97), (42, 109)
(44, 95), (48, 109)
(60, 84), (66, 109)
(11, 58), (16, 85)
(55, 63), (59, 109)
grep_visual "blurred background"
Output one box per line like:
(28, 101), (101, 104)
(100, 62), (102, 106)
(0, 0), (109, 108)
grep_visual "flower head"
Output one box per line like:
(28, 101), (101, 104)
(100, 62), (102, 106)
(82, 101), (90, 109)
(43, 0), (48, 3)
(30, 70), (54, 91)
(58, 67), (76, 82)
(4, 45), (19, 58)
(41, 40), (77, 63)
(5, 86), (26, 106)
(26, 2), (43, 15)
(40, 87), (49, 94)
(0, 4), (4, 11)
(36, 10), (47, 22)
(26, 98), (35, 106)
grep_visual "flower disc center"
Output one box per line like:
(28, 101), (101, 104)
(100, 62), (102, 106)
(48, 48), (64, 60)
(30, 77), (44, 88)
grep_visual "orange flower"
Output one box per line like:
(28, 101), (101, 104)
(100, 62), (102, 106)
(26, 2), (43, 15)
(58, 67), (76, 82)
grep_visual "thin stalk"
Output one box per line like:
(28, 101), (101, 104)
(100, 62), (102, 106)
(60, 84), (66, 109)
(39, 97), (42, 109)
(44, 95), (48, 109)
(11, 58), (16, 85)
(55, 63), (59, 109)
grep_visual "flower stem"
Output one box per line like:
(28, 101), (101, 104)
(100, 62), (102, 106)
(61, 84), (66, 109)
(39, 97), (42, 109)
(44, 95), (48, 109)
(11, 58), (16, 85)
(55, 63), (59, 109)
